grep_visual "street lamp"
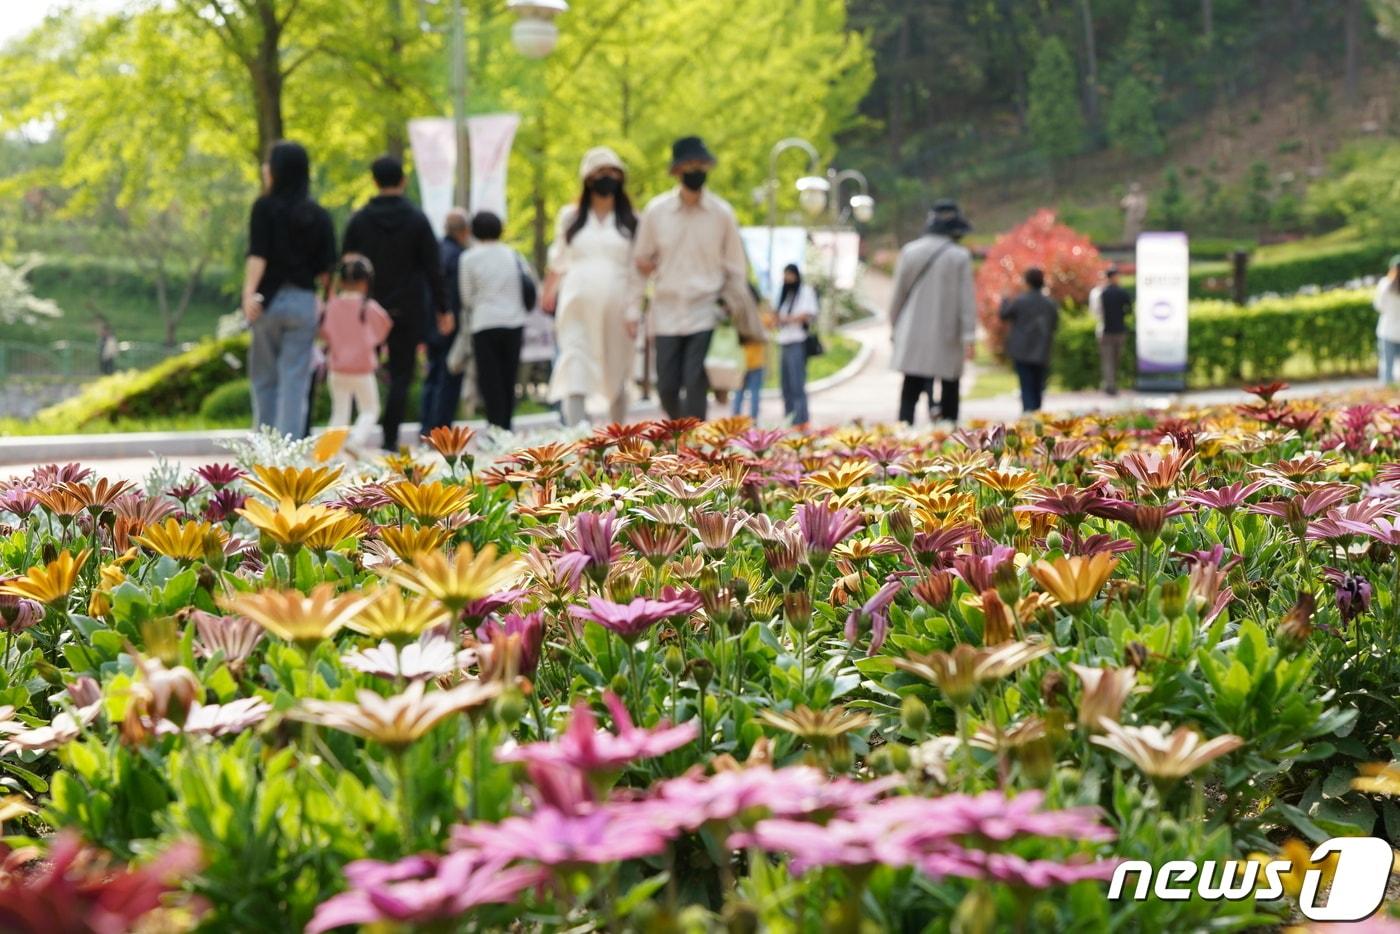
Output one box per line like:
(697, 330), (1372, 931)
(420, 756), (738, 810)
(507, 0), (569, 58)
(447, 0), (569, 207)
(764, 138), (821, 302)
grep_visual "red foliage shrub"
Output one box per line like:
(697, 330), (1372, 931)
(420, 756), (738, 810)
(975, 210), (1108, 353)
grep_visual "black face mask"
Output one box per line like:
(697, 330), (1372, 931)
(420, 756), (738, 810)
(681, 170), (708, 192)
(589, 176), (621, 198)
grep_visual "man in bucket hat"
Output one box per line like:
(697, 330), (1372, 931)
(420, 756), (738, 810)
(888, 199), (976, 426)
(632, 135), (759, 420)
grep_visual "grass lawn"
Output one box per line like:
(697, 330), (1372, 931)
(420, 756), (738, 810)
(760, 332), (860, 389)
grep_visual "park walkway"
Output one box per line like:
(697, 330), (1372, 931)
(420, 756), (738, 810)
(0, 269), (1381, 480)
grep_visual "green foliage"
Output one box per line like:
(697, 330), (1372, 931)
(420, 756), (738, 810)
(1026, 37), (1086, 164)
(1053, 288), (1377, 389)
(1304, 142), (1400, 243)
(1151, 167), (1188, 230)
(35, 334), (250, 430)
(1106, 76), (1164, 157)
(1244, 162), (1272, 226)
(1189, 238), (1395, 298)
(198, 379), (255, 422)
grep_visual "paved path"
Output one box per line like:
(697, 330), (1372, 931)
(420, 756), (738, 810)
(0, 270), (1383, 482)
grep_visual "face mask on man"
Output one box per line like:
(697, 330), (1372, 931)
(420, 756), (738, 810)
(681, 170), (708, 192)
(589, 176), (621, 198)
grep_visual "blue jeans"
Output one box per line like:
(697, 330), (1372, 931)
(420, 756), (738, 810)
(421, 333), (464, 433)
(780, 341), (809, 425)
(1013, 360), (1047, 413)
(732, 367), (763, 420)
(1381, 338), (1400, 385)
(249, 286), (318, 439)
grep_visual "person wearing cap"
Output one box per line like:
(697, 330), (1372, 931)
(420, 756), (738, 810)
(632, 135), (760, 420)
(889, 200), (977, 426)
(543, 146), (639, 426)
(1377, 254), (1400, 385)
(1091, 264), (1132, 395)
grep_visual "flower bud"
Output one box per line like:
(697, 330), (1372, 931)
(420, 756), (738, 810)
(722, 901), (759, 934)
(663, 646), (686, 678)
(493, 689), (526, 727)
(783, 590), (813, 634)
(609, 673), (631, 697)
(911, 570), (953, 610)
(1158, 579), (1187, 620)
(1045, 529), (1064, 552)
(1040, 669), (1067, 706)
(979, 590), (1014, 645)
(688, 658), (715, 690)
(886, 508), (915, 547)
(830, 742), (854, 772)
(869, 745), (896, 774)
(1277, 592), (1316, 654)
(900, 694), (930, 735)
(1124, 641), (1149, 670)
(887, 742), (910, 771)
(991, 561), (1020, 607)
(979, 505), (1008, 538)
(952, 886), (997, 934)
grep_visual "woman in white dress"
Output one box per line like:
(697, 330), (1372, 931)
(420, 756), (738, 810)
(542, 147), (638, 426)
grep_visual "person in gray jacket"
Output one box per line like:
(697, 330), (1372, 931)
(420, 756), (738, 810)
(998, 267), (1059, 413)
(889, 200), (976, 425)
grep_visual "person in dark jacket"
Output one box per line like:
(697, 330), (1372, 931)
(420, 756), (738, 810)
(998, 267), (1059, 414)
(421, 207), (470, 433)
(241, 140), (336, 439)
(341, 155), (450, 450)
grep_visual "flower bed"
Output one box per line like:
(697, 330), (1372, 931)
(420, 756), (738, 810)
(2, 397), (1400, 931)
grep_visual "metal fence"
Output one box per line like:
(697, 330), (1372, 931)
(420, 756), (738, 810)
(0, 339), (191, 382)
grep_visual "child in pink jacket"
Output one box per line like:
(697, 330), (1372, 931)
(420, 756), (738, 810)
(319, 254), (392, 451)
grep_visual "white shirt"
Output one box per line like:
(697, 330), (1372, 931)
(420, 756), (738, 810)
(459, 241), (529, 333)
(1375, 278), (1400, 343)
(775, 283), (819, 345)
(631, 188), (748, 337)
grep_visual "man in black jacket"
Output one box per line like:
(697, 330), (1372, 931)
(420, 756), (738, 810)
(342, 156), (449, 450)
(421, 207), (469, 434)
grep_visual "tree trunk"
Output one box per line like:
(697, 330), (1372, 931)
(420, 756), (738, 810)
(1079, 0), (1099, 129)
(250, 0), (285, 160)
(1343, 0), (1361, 102)
(1202, 0), (1214, 44)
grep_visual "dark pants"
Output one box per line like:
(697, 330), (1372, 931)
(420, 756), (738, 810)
(1099, 332), (1126, 394)
(420, 335), (464, 434)
(472, 327), (523, 431)
(654, 330), (713, 420)
(898, 375), (960, 425)
(1014, 361), (1048, 412)
(380, 318), (421, 451)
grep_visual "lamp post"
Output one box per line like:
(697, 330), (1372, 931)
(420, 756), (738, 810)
(447, 0), (569, 209)
(814, 167), (875, 331)
(763, 138), (826, 302)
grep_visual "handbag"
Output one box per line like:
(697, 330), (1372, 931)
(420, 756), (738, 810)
(516, 254), (538, 311)
(803, 328), (825, 359)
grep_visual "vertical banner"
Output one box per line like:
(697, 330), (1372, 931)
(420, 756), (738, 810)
(1135, 231), (1190, 391)
(810, 230), (861, 290)
(739, 226), (809, 302)
(467, 113), (520, 221)
(407, 117), (457, 238)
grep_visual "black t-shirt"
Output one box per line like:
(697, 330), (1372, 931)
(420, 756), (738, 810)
(247, 195), (337, 300)
(1101, 283), (1132, 335)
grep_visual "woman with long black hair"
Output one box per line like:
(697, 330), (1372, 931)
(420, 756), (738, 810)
(542, 146), (639, 426)
(241, 141), (336, 438)
(775, 263), (818, 425)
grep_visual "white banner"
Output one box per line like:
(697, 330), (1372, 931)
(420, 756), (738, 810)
(407, 117), (457, 238)
(1135, 231), (1190, 388)
(520, 308), (556, 364)
(739, 226), (809, 302)
(811, 230), (861, 290)
(467, 113), (520, 221)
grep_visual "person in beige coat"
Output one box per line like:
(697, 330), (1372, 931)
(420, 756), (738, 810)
(888, 200), (976, 425)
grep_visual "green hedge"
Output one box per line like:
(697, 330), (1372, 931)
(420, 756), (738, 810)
(37, 334), (251, 429)
(1053, 288), (1377, 390)
(26, 254), (231, 308)
(1189, 240), (1394, 299)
